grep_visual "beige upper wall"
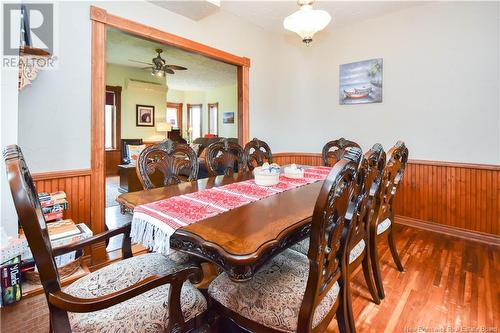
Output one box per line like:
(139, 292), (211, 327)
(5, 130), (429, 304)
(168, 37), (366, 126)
(106, 63), (237, 141)
(17, 1), (500, 174)
(253, 1), (499, 164)
(17, 0), (284, 172)
(168, 85), (238, 139)
(107, 63), (168, 142)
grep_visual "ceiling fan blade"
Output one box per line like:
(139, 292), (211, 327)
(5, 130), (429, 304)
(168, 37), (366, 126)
(165, 64), (187, 70)
(164, 68), (175, 74)
(129, 59), (153, 65)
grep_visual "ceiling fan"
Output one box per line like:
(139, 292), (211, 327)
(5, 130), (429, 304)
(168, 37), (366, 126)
(128, 48), (187, 77)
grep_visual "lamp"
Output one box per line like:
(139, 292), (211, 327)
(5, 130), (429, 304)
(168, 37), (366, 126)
(156, 122), (172, 139)
(283, 0), (331, 45)
(152, 68), (165, 77)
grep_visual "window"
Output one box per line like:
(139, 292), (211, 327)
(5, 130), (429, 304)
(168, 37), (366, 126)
(187, 104), (202, 141)
(166, 102), (183, 132)
(105, 86), (121, 150)
(208, 102), (218, 135)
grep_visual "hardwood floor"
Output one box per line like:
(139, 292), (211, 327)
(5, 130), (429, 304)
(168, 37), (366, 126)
(1, 225), (498, 332)
(327, 224), (499, 332)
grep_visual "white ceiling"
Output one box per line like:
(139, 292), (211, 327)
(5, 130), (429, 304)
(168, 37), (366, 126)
(149, 1), (221, 21)
(221, 1), (422, 33)
(106, 29), (237, 91)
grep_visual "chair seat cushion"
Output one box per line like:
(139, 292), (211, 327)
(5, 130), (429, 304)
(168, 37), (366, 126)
(377, 218), (391, 235)
(349, 239), (365, 263)
(291, 239), (365, 264)
(208, 249), (339, 333)
(65, 253), (207, 333)
(289, 238), (310, 255)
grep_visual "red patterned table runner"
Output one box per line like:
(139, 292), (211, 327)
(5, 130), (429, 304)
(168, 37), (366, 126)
(131, 167), (332, 254)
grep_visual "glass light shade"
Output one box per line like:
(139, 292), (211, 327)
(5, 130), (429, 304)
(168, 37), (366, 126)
(283, 4), (331, 44)
(152, 68), (165, 77)
(156, 122), (172, 132)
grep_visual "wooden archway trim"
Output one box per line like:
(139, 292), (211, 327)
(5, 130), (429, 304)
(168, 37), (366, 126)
(90, 6), (250, 68)
(90, 6), (250, 263)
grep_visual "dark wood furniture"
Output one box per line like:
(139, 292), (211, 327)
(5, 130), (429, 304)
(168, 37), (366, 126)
(204, 138), (246, 177)
(342, 144), (386, 331)
(167, 129), (187, 143)
(243, 137), (272, 170)
(207, 150), (361, 333)
(136, 139), (198, 190)
(3, 145), (204, 333)
(322, 138), (361, 167)
(118, 164), (144, 193)
(370, 141), (409, 300)
(118, 168), (325, 282)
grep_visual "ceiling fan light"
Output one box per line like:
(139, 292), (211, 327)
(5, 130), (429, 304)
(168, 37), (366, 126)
(283, 4), (331, 44)
(152, 68), (165, 77)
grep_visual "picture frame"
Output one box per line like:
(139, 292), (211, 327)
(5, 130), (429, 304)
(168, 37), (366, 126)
(222, 111), (235, 124)
(136, 105), (155, 127)
(339, 58), (383, 105)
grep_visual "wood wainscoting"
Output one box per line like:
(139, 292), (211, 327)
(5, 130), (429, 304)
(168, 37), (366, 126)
(273, 153), (500, 244)
(32, 169), (92, 226)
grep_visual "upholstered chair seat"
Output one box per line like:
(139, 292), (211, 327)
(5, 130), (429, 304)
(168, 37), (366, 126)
(66, 253), (207, 333)
(377, 218), (392, 235)
(208, 249), (340, 333)
(291, 238), (366, 264)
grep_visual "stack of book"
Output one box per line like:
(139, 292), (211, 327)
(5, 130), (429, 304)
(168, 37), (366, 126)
(19, 220), (93, 270)
(38, 191), (68, 222)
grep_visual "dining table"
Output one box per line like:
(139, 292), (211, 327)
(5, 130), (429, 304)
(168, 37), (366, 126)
(116, 167), (330, 282)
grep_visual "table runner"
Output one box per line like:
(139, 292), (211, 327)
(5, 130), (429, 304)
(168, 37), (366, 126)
(130, 166), (332, 254)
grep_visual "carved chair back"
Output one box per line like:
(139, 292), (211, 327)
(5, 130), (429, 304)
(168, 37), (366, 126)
(3, 145), (62, 300)
(243, 138), (272, 170)
(297, 148), (362, 332)
(136, 139), (199, 190)
(344, 144), (386, 254)
(378, 141), (409, 212)
(322, 138), (361, 167)
(205, 138), (246, 176)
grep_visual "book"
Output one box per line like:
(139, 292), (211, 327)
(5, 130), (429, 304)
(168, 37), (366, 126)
(40, 199), (68, 209)
(42, 202), (68, 215)
(18, 223), (93, 267)
(38, 191), (69, 222)
(1, 256), (22, 306)
(38, 191), (66, 202)
(43, 211), (64, 222)
(47, 220), (81, 241)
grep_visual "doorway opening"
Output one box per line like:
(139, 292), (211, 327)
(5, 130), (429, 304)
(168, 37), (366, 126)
(90, 6), (250, 262)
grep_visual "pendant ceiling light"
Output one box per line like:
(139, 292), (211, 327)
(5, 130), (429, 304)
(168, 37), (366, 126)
(283, 0), (331, 45)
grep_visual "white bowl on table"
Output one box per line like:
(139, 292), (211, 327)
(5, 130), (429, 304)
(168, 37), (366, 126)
(284, 164), (304, 179)
(253, 164), (280, 186)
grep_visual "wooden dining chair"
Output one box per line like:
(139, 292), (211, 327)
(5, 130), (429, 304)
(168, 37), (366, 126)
(289, 145), (385, 330)
(243, 137), (273, 170)
(322, 138), (361, 167)
(204, 138), (246, 176)
(369, 141), (409, 300)
(3, 145), (207, 333)
(136, 139), (199, 190)
(207, 149), (362, 333)
(341, 144), (386, 331)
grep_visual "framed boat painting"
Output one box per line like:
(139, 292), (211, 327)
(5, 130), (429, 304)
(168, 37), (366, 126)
(339, 58), (383, 105)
